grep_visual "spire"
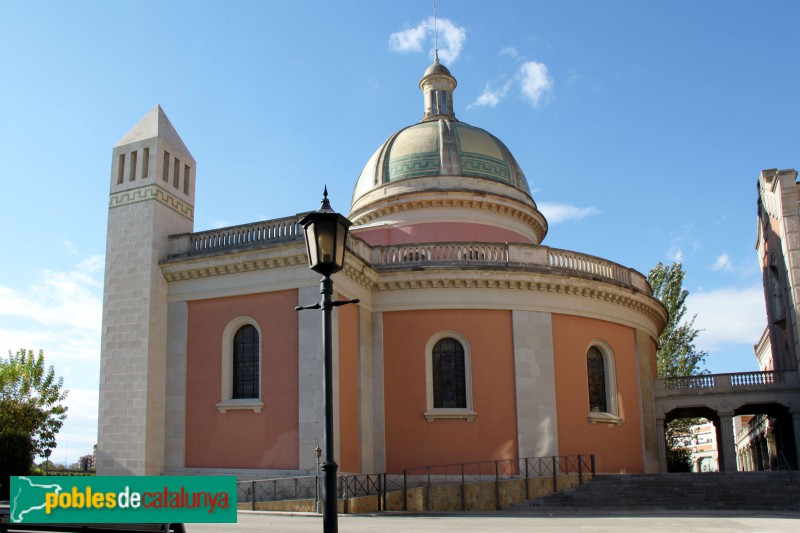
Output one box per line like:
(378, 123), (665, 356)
(433, 0), (439, 63)
(115, 104), (191, 157)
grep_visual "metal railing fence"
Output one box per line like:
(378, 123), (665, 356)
(237, 453), (595, 511)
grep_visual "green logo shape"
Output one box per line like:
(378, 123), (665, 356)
(10, 476), (237, 524)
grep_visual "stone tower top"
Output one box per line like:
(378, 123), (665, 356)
(109, 105), (196, 218)
(116, 104), (191, 155)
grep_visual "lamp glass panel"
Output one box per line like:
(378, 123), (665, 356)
(315, 218), (337, 266)
(335, 220), (347, 268)
(304, 223), (319, 267)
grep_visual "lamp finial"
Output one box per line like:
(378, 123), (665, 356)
(320, 186), (332, 211)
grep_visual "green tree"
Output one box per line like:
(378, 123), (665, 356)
(647, 262), (707, 472)
(647, 262), (708, 378)
(0, 349), (69, 456)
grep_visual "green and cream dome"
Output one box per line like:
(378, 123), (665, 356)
(352, 120), (532, 202)
(349, 57), (547, 245)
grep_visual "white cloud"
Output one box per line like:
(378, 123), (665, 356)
(389, 17), (467, 63)
(519, 61), (553, 106)
(0, 256), (103, 333)
(62, 240), (79, 256)
(668, 248), (685, 262)
(665, 225), (701, 263)
(0, 328), (99, 364)
(538, 202), (600, 224)
(500, 46), (518, 58)
(468, 80), (512, 109)
(0, 256), (103, 361)
(0, 258), (104, 463)
(711, 253), (733, 272)
(687, 285), (766, 351)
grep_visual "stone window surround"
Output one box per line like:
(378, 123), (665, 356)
(586, 339), (622, 425)
(424, 330), (476, 422)
(216, 316), (264, 413)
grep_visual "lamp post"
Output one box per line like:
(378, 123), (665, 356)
(314, 445), (322, 514)
(44, 449), (52, 476)
(296, 187), (359, 533)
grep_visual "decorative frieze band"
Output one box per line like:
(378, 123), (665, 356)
(110, 184), (194, 220)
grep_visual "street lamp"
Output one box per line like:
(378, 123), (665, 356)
(314, 446), (322, 514)
(296, 187), (359, 533)
(44, 449), (52, 476)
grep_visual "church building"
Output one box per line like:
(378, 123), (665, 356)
(97, 57), (667, 477)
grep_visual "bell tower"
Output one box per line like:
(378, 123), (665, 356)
(97, 105), (195, 475)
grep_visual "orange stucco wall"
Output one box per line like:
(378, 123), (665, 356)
(383, 309), (517, 471)
(352, 222), (533, 246)
(185, 290), (299, 469)
(551, 314), (644, 473)
(337, 302), (360, 473)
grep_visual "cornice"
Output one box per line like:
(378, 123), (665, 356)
(160, 242), (307, 282)
(366, 267), (666, 331)
(160, 237), (665, 334)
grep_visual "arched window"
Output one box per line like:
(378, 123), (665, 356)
(586, 341), (622, 425)
(432, 337), (466, 408)
(424, 331), (476, 421)
(216, 317), (264, 413)
(587, 346), (607, 413)
(232, 325), (259, 399)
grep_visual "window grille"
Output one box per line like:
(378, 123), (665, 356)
(432, 337), (466, 408)
(587, 346), (607, 412)
(233, 325), (259, 399)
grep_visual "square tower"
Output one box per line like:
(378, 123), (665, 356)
(97, 105), (195, 475)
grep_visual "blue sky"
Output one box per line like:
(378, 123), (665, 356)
(1, 1), (799, 465)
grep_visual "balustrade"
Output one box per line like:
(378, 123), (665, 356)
(659, 370), (788, 393)
(378, 243), (509, 265)
(731, 370), (778, 387)
(170, 223), (647, 293)
(663, 375), (716, 390)
(547, 248), (632, 285)
(186, 217), (301, 255)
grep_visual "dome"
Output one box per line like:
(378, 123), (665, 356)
(351, 119), (533, 205)
(348, 59), (547, 244)
(422, 61), (453, 78)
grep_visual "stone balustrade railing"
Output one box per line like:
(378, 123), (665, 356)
(167, 218), (650, 294)
(169, 216), (303, 257)
(371, 241), (649, 294)
(656, 370), (799, 395)
(374, 242), (510, 265)
(547, 248), (632, 286)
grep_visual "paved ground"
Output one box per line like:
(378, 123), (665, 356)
(186, 511), (800, 532)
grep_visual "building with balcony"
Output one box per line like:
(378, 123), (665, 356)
(95, 58), (671, 477)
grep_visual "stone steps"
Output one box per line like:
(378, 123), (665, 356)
(510, 472), (800, 512)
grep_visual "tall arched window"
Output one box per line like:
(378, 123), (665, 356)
(587, 346), (607, 413)
(424, 331), (476, 421)
(432, 337), (466, 408)
(586, 342), (622, 425)
(232, 325), (259, 399)
(216, 317), (264, 413)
